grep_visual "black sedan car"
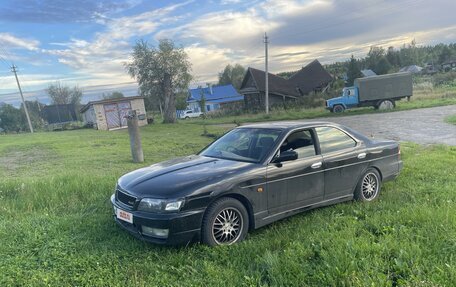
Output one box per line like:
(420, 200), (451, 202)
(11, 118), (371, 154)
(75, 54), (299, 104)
(111, 122), (403, 246)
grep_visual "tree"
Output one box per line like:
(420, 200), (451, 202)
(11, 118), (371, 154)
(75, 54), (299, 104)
(0, 104), (25, 132)
(46, 82), (82, 105)
(21, 100), (45, 130)
(198, 86), (206, 113)
(346, 55), (362, 86)
(365, 46), (385, 70)
(373, 57), (392, 75)
(175, 91), (188, 110)
(218, 64), (246, 90)
(399, 40), (419, 66)
(386, 46), (401, 68)
(102, 91), (124, 100)
(126, 39), (192, 124)
(438, 45), (452, 65)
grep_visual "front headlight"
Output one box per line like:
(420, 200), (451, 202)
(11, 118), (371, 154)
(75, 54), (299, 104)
(137, 198), (184, 213)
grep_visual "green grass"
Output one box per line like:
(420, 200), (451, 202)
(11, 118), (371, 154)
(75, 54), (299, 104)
(446, 114), (456, 125)
(0, 123), (455, 286)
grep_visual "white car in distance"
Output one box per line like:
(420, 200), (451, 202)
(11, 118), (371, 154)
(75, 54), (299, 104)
(179, 110), (203, 119)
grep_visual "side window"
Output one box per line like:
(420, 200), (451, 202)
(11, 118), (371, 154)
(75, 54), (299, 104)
(280, 130), (316, 159)
(316, 127), (356, 154)
(251, 132), (281, 161)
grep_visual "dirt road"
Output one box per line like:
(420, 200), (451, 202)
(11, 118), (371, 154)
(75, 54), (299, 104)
(313, 105), (456, 145)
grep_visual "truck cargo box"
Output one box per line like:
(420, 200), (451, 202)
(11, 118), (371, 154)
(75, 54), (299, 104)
(355, 72), (412, 102)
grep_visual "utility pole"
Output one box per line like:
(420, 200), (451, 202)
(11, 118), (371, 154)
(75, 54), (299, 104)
(11, 65), (33, 133)
(264, 32), (269, 114)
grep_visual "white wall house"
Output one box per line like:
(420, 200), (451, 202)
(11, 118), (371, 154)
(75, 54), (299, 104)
(80, 96), (147, 130)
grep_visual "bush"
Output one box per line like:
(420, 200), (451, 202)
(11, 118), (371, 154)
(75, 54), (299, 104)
(432, 72), (456, 87)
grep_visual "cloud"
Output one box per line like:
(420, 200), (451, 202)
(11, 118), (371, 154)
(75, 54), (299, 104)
(42, 1), (194, 85)
(156, 0), (456, 81)
(0, 33), (40, 51)
(0, 0), (142, 23)
(220, 0), (242, 4)
(185, 44), (233, 82)
(2, 0), (456, 101)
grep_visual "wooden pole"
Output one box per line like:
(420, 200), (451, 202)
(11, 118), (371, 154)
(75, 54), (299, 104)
(264, 32), (269, 114)
(126, 110), (144, 163)
(11, 65), (34, 133)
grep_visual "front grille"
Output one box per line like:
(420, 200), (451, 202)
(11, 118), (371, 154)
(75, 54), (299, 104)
(116, 189), (137, 207)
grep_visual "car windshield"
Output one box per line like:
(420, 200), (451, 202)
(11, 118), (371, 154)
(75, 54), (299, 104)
(200, 128), (282, 163)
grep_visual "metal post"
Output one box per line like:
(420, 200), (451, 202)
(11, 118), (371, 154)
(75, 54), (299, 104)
(11, 65), (33, 133)
(126, 110), (144, 163)
(264, 32), (269, 114)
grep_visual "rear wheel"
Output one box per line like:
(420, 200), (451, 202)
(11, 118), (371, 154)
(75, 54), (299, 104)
(354, 168), (382, 201)
(333, 105), (345, 113)
(201, 197), (249, 246)
(377, 100), (395, 110)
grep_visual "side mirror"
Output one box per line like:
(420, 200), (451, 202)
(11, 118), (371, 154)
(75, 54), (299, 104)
(273, 150), (298, 163)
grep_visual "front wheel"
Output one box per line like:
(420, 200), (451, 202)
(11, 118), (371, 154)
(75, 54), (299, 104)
(201, 197), (249, 246)
(354, 168), (382, 201)
(333, 105), (345, 113)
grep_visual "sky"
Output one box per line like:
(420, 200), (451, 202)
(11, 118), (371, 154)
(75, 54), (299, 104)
(0, 0), (455, 106)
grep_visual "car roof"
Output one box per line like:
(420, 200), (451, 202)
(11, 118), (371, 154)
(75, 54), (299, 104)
(239, 121), (337, 131)
(238, 121), (371, 144)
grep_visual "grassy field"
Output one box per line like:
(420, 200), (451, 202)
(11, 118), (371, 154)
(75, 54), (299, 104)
(0, 122), (455, 286)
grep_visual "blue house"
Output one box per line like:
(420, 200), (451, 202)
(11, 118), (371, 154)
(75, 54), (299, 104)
(187, 84), (244, 113)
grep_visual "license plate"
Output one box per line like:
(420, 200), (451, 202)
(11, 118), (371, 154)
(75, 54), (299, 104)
(115, 207), (133, 224)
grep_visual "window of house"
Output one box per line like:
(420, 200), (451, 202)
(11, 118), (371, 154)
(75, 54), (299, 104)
(316, 127), (356, 154)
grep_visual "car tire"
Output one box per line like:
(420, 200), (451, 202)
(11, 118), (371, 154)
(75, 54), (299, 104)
(354, 168), (382, 202)
(333, 105), (345, 113)
(201, 197), (249, 246)
(185, 116), (189, 119)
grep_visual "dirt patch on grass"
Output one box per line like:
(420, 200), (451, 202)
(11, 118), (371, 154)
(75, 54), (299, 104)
(0, 146), (57, 175)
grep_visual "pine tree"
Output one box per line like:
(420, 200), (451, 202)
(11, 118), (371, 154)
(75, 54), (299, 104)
(346, 55), (362, 86)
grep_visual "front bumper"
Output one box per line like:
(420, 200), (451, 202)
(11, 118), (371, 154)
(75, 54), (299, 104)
(111, 194), (205, 245)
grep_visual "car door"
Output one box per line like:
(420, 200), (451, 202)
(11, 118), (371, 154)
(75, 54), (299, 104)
(315, 126), (368, 200)
(346, 88), (358, 108)
(266, 129), (325, 215)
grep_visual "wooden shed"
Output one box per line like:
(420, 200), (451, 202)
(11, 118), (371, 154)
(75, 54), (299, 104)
(80, 96), (147, 130)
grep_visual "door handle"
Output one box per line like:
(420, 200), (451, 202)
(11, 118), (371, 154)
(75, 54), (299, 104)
(311, 162), (322, 169)
(357, 153), (367, 159)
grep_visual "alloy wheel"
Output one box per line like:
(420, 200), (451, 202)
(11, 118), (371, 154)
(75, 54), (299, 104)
(212, 207), (243, 245)
(362, 172), (379, 200)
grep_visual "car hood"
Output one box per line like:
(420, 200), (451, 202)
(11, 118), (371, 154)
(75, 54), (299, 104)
(117, 155), (256, 198)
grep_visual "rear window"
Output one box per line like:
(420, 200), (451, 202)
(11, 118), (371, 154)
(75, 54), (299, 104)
(316, 127), (356, 154)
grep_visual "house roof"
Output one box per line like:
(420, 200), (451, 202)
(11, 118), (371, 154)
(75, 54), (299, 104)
(241, 67), (300, 98)
(80, 96), (144, 113)
(399, 65), (422, 73)
(288, 60), (333, 94)
(361, 69), (377, 77)
(188, 84), (243, 103)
